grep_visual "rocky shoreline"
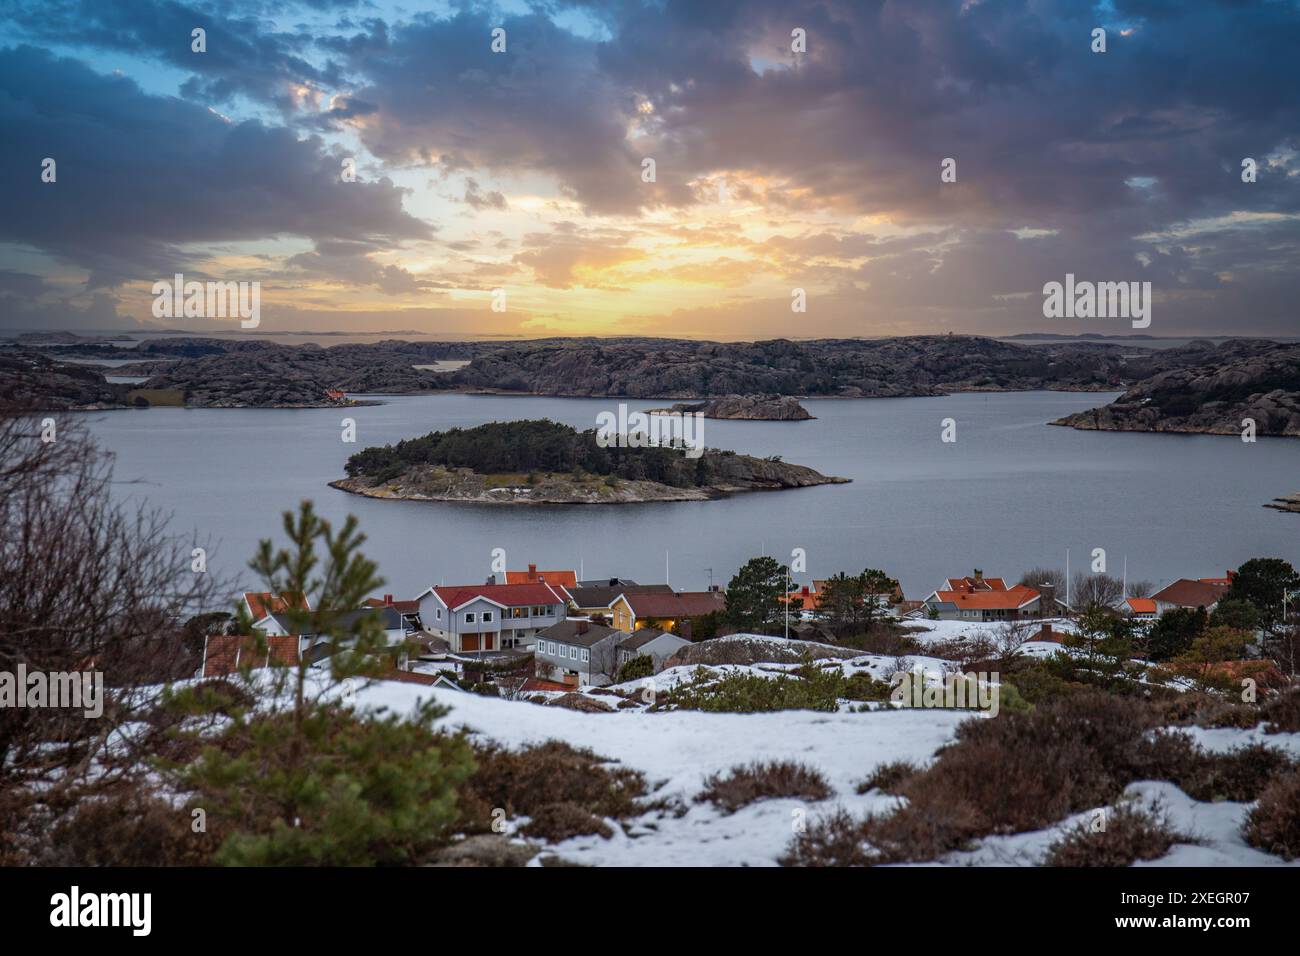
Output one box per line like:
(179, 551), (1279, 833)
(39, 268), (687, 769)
(645, 394), (814, 420)
(330, 458), (849, 505)
(1265, 493), (1300, 515)
(1051, 340), (1300, 438)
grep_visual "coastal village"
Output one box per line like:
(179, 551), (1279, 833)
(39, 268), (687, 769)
(200, 559), (1284, 697)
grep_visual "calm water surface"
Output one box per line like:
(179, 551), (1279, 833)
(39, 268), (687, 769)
(81, 391), (1300, 601)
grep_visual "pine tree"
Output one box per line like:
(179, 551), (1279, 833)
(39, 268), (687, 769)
(163, 501), (474, 865)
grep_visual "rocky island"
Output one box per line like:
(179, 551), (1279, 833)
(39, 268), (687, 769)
(646, 394), (814, 420)
(330, 420), (848, 505)
(1265, 493), (1300, 515)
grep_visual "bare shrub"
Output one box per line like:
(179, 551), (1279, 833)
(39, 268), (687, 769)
(520, 802), (613, 841)
(698, 760), (831, 813)
(855, 759), (921, 795)
(779, 808), (875, 867)
(1244, 770), (1300, 861)
(461, 741), (646, 834)
(1046, 802), (1188, 867)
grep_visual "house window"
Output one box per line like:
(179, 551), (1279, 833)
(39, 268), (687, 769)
(482, 611), (493, 623)
(547, 642), (556, 654)
(581, 649), (589, 663)
(511, 607), (526, 619)
(436, 608), (442, 620)
(465, 612), (476, 624)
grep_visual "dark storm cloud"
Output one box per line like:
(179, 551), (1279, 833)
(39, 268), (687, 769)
(1, 0), (1299, 333)
(0, 0), (346, 109)
(0, 46), (431, 286)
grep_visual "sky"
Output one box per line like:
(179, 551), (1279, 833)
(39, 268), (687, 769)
(0, 0), (1298, 341)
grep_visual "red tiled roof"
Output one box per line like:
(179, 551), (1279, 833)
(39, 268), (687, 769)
(363, 597), (421, 613)
(504, 568), (578, 588)
(1126, 597), (1157, 614)
(1199, 572), (1235, 586)
(203, 633), (299, 677)
(943, 576), (1008, 592)
(432, 582), (570, 610)
(621, 590), (725, 618)
(935, 583), (1040, 610)
(244, 591), (310, 621)
(1152, 579), (1228, 609)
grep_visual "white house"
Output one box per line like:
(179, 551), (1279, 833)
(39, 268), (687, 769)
(417, 582), (570, 653)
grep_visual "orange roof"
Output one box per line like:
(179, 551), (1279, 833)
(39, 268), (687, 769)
(781, 587), (823, 610)
(244, 591), (310, 621)
(1199, 572), (1234, 586)
(1126, 597), (1157, 614)
(503, 567), (578, 588)
(935, 583), (1039, 610)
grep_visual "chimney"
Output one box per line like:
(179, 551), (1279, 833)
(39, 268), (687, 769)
(973, 568), (984, 586)
(576, 620), (589, 635)
(528, 563), (537, 580)
(384, 594), (393, 606)
(801, 585), (810, 597)
(609, 577), (618, 587)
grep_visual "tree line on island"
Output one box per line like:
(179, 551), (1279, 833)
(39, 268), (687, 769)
(344, 419), (739, 488)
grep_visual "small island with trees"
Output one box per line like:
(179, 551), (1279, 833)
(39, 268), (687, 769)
(330, 419), (849, 504)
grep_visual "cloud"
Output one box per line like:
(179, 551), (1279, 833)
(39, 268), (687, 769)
(0, 46), (431, 287)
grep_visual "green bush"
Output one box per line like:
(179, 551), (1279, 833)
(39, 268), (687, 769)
(656, 664), (890, 713)
(177, 701), (475, 866)
(615, 655), (655, 683)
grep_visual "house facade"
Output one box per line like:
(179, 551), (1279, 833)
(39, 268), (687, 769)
(609, 589), (725, 636)
(534, 619), (628, 686)
(922, 572), (1044, 621)
(1124, 597), (1159, 621)
(568, 583), (673, 622)
(1151, 578), (1230, 616)
(417, 582), (569, 653)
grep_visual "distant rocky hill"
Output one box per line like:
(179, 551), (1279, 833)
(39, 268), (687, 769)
(0, 349), (127, 409)
(6, 334), (1298, 420)
(1051, 340), (1300, 437)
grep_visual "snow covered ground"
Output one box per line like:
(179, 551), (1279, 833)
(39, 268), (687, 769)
(358, 677), (967, 866)
(351, 670), (1299, 867)
(173, 632), (1287, 867)
(936, 780), (1298, 868)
